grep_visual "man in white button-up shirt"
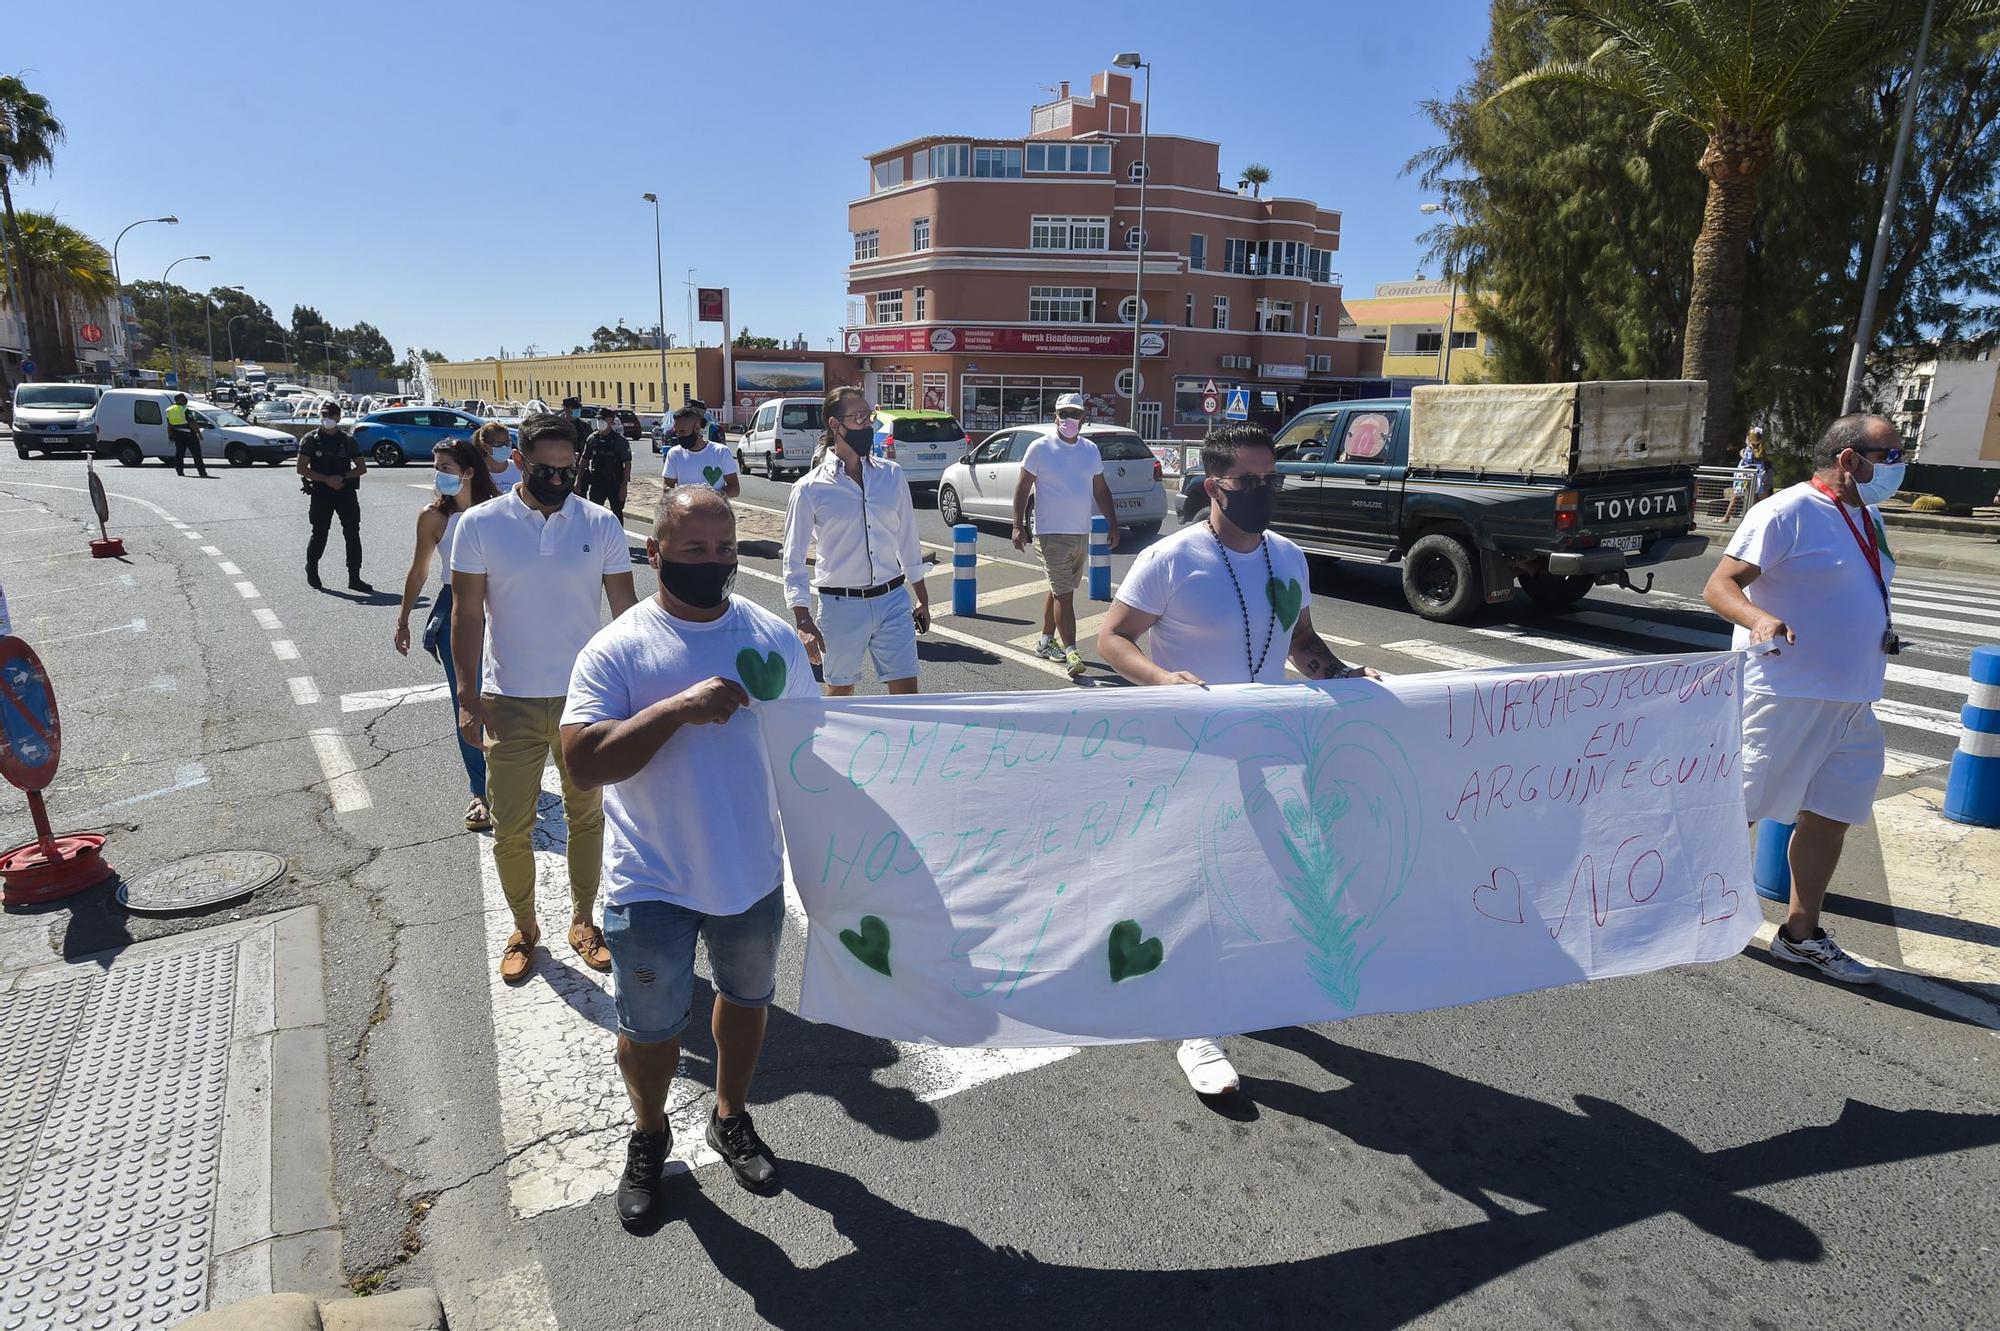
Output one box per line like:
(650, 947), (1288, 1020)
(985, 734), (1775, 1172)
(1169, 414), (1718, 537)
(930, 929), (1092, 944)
(780, 386), (930, 696)
(452, 411), (639, 983)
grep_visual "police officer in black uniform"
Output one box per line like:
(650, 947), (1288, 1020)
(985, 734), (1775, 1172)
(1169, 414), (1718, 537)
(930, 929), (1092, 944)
(580, 406), (631, 513)
(296, 401), (373, 591)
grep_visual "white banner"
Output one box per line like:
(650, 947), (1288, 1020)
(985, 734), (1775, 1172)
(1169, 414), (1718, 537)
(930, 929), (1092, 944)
(760, 653), (1756, 1047)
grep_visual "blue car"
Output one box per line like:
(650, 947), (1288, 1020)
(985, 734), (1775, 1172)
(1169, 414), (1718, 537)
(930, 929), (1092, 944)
(350, 406), (500, 467)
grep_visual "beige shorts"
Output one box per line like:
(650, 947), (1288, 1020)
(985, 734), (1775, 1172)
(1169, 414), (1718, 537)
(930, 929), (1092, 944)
(1740, 694), (1886, 827)
(1038, 533), (1088, 596)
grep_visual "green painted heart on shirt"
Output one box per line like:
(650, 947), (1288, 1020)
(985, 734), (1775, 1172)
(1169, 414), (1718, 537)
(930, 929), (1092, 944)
(1107, 919), (1164, 983)
(840, 915), (892, 977)
(735, 647), (787, 701)
(1267, 577), (1304, 631)
(703, 465), (724, 488)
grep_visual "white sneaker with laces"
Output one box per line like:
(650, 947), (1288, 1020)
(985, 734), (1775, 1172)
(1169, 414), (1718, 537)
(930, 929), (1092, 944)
(1770, 926), (1878, 984)
(1176, 1038), (1240, 1095)
(1035, 633), (1065, 661)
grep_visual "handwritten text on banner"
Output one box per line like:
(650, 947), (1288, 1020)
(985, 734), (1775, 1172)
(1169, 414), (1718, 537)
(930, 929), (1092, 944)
(761, 653), (1756, 1047)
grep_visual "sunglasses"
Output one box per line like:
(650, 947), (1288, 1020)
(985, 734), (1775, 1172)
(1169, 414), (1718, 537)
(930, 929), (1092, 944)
(1858, 446), (1905, 464)
(1211, 474), (1280, 492)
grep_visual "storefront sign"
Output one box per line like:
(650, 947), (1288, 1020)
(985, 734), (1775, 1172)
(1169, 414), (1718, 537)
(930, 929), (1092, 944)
(845, 326), (1169, 358)
(1258, 363), (1308, 380)
(698, 287), (726, 323)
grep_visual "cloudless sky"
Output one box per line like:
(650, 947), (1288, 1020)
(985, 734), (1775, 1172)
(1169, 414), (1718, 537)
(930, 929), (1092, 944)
(14, 0), (1491, 360)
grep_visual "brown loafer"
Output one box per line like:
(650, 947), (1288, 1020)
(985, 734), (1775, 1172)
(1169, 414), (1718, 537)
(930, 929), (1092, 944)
(500, 930), (536, 984)
(569, 921), (611, 973)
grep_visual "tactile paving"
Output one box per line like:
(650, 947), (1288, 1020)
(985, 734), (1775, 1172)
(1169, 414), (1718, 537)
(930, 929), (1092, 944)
(0, 943), (238, 1328)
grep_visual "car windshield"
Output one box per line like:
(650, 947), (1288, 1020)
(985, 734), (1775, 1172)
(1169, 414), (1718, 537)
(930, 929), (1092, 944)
(15, 385), (99, 408)
(200, 408), (248, 427)
(891, 416), (964, 443)
(1089, 430), (1151, 461)
(780, 404), (822, 430)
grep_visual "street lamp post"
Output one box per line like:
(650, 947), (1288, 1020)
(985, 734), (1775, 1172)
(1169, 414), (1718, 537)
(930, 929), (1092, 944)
(643, 193), (669, 422)
(226, 313), (250, 364)
(205, 285), (243, 390)
(1419, 202), (1458, 384)
(684, 268), (696, 354)
(1114, 51), (1151, 433)
(162, 255), (209, 387)
(111, 215), (176, 383)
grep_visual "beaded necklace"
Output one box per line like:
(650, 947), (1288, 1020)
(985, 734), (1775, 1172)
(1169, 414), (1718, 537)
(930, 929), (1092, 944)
(1209, 527), (1276, 680)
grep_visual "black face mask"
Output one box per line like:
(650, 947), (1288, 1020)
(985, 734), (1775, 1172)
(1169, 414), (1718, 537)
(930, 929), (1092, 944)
(1212, 477), (1277, 535)
(525, 462), (577, 506)
(657, 558), (737, 609)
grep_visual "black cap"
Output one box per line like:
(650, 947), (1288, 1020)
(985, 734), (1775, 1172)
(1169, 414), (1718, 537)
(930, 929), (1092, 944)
(562, 396), (582, 409)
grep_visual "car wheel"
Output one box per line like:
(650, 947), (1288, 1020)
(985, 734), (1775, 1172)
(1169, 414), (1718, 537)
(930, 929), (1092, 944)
(1402, 533), (1482, 622)
(735, 448), (748, 473)
(1519, 571), (1593, 612)
(225, 444), (251, 467)
(13, 446), (27, 460)
(372, 440), (406, 467)
(117, 442), (143, 467)
(938, 485), (963, 527)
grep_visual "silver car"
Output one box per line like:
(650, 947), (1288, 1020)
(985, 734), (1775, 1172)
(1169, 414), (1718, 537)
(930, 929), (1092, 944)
(936, 423), (1167, 536)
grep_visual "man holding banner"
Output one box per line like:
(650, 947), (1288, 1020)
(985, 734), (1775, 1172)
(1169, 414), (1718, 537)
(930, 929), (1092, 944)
(1100, 422), (1379, 1095)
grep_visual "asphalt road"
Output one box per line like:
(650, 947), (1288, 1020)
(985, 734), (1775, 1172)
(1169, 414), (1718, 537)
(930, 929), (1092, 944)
(1, 447), (1996, 1331)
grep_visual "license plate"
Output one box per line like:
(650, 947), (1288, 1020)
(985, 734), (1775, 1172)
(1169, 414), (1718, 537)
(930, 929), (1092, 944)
(1606, 534), (1645, 554)
(1115, 496), (1144, 511)
(917, 451), (944, 461)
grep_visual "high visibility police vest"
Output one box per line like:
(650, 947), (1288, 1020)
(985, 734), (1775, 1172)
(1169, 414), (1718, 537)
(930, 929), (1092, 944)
(166, 402), (188, 426)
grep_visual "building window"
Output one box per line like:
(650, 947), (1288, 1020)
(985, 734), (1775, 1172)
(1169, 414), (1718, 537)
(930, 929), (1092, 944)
(1307, 354), (1333, 373)
(874, 290), (904, 324)
(960, 373), (1084, 432)
(871, 157), (904, 192)
(854, 229), (879, 261)
(1029, 286), (1096, 323)
(973, 146), (1023, 177)
(1310, 304), (1322, 336)
(1212, 295), (1229, 330)
(911, 150), (930, 183)
(914, 285), (927, 321)
(1127, 160), (1149, 182)
(929, 144), (971, 178)
(1256, 299), (1294, 333)
(1115, 368), (1141, 399)
(1308, 248), (1336, 284)
(1184, 294), (1194, 327)
(921, 371), (949, 411)
(1450, 330), (1478, 349)
(877, 373), (913, 410)
(1025, 142), (1112, 174)
(1117, 296), (1147, 324)
(1222, 238), (1249, 275)
(912, 217), (930, 251)
(1414, 331), (1443, 354)
(1188, 234), (1206, 271)
(1030, 215), (1108, 250)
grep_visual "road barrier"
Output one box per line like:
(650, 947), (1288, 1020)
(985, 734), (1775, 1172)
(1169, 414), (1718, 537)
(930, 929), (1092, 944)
(1944, 643), (2000, 826)
(1090, 514), (1111, 602)
(953, 524), (977, 616)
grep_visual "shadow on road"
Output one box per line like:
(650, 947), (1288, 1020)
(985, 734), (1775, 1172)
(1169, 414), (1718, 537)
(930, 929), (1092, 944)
(664, 1029), (2000, 1329)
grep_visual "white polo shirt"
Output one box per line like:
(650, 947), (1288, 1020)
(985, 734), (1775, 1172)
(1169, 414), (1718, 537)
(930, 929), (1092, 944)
(450, 488), (633, 697)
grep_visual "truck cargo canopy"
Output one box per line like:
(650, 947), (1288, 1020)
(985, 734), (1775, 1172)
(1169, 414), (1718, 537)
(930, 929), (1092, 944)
(1408, 380), (1706, 479)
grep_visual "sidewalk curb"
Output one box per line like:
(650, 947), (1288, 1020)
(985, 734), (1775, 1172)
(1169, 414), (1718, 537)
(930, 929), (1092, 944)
(176, 1287), (446, 1330)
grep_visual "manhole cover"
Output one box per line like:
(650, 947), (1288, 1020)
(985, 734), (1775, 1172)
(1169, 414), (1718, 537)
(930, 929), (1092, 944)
(118, 850), (286, 915)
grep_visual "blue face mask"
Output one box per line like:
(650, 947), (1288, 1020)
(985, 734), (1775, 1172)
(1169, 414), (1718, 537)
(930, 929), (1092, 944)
(434, 471), (464, 496)
(1854, 460), (1905, 507)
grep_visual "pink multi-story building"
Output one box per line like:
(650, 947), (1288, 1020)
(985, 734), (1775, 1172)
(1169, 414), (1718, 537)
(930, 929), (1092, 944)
(844, 70), (1384, 438)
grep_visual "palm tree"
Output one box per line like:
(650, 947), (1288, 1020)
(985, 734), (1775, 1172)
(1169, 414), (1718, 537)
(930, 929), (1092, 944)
(1241, 163), (1272, 197)
(0, 76), (64, 379)
(1491, 0), (1993, 460)
(3, 211), (113, 380)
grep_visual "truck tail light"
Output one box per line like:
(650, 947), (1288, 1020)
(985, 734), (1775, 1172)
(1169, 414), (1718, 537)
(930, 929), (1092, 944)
(1555, 489), (1580, 531)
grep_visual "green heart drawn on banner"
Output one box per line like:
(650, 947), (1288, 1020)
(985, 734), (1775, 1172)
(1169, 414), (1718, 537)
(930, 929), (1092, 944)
(840, 915), (892, 976)
(703, 465), (724, 488)
(735, 647), (787, 701)
(1107, 919), (1163, 983)
(1267, 577), (1304, 632)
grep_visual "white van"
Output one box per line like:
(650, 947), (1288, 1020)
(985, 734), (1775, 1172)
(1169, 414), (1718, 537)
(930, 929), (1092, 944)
(88, 389), (300, 467)
(737, 396), (823, 480)
(10, 382), (104, 458)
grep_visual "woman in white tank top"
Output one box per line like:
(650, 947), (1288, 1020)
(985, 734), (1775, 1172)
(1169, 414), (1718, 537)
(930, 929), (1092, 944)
(394, 438), (503, 829)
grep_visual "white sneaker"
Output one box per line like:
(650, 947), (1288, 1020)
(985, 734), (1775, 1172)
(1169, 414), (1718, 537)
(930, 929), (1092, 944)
(1770, 926), (1879, 985)
(1063, 647), (1088, 678)
(1175, 1038), (1240, 1095)
(1035, 633), (1065, 661)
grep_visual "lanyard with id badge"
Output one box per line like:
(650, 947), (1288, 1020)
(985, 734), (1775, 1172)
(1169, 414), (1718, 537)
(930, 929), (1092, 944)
(1808, 477), (1899, 655)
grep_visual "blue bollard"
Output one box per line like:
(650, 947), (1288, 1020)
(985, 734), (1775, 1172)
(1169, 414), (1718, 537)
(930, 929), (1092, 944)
(1944, 643), (2000, 826)
(1089, 514), (1111, 602)
(1753, 819), (1794, 903)
(952, 523), (977, 617)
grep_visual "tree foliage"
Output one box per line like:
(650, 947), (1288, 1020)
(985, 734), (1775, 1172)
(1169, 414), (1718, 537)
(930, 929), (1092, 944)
(4, 210), (110, 380)
(589, 320), (664, 352)
(731, 326), (781, 349)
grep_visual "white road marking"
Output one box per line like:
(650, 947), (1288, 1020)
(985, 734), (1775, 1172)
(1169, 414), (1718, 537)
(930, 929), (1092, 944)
(1882, 749), (1944, 778)
(200, 545), (223, 557)
(270, 639), (300, 661)
(1468, 627), (1629, 660)
(1377, 639), (1510, 672)
(185, 530), (202, 539)
(287, 677), (321, 705)
(340, 682), (451, 712)
(217, 560), (242, 576)
(1871, 697), (1965, 737)
(72, 762), (210, 818)
(726, 498), (1048, 574)
(0, 524), (75, 535)
(306, 728), (372, 812)
(38, 617), (146, 645)
(1008, 611), (1110, 653)
(1, 573), (137, 600)
(253, 608), (283, 631)
(1748, 918), (1998, 1034)
(234, 580), (260, 599)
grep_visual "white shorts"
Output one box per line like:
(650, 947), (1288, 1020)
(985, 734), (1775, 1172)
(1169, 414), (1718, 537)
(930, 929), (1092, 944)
(1740, 694), (1886, 826)
(816, 585), (919, 687)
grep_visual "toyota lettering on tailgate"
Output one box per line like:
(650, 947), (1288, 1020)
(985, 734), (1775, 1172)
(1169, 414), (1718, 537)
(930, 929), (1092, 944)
(1591, 491), (1684, 522)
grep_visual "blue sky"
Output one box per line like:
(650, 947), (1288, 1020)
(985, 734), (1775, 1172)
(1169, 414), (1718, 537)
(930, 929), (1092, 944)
(13, 0), (1491, 360)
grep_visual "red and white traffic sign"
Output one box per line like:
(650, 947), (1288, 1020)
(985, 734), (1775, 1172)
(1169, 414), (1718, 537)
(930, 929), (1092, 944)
(1200, 390), (1221, 416)
(79, 323), (103, 344)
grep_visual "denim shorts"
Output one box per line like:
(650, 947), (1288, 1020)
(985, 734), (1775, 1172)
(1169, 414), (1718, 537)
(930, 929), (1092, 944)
(601, 888), (786, 1043)
(816, 585), (919, 687)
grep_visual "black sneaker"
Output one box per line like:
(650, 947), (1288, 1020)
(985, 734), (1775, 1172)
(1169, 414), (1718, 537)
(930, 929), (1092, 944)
(706, 1109), (779, 1192)
(306, 567), (322, 589)
(616, 1127), (670, 1224)
(348, 576), (375, 593)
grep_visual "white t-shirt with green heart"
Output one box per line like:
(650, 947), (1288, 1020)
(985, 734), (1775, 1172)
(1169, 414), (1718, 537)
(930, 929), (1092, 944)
(562, 593), (816, 914)
(662, 441), (739, 492)
(1113, 522), (1312, 686)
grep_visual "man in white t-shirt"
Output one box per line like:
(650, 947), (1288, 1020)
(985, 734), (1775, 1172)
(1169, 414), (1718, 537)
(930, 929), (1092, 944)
(1704, 414), (1906, 985)
(452, 412), (638, 984)
(1013, 393), (1119, 678)
(561, 487), (815, 1225)
(1100, 422), (1379, 1096)
(660, 404), (741, 498)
